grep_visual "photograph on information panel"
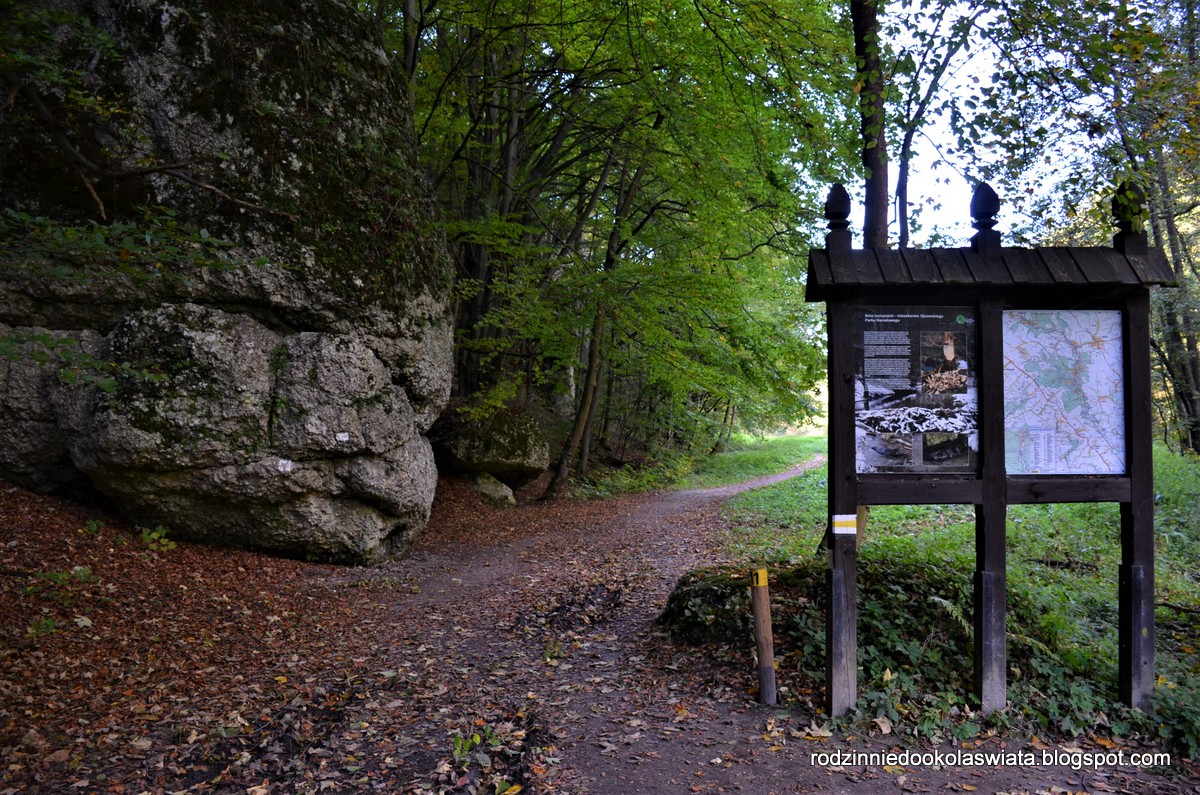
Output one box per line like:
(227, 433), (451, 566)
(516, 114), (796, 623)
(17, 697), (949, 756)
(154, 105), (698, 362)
(854, 307), (978, 474)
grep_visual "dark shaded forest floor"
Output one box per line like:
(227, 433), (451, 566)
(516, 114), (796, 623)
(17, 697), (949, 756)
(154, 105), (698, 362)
(1, 464), (1197, 794)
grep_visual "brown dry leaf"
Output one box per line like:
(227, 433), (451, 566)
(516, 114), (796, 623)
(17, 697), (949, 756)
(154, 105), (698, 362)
(803, 721), (833, 740)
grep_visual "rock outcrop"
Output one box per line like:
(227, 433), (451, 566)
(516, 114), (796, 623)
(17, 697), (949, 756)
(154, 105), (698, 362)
(0, 0), (452, 563)
(468, 473), (517, 508)
(431, 409), (550, 489)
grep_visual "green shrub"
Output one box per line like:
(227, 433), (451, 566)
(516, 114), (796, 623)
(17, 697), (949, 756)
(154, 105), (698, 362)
(138, 524), (176, 552)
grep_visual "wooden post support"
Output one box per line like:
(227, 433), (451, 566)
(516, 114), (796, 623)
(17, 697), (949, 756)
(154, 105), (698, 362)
(973, 563), (1006, 711)
(974, 296), (1007, 713)
(751, 568), (777, 706)
(1119, 556), (1154, 709)
(1120, 291), (1155, 710)
(824, 298), (860, 718)
(827, 513), (858, 716)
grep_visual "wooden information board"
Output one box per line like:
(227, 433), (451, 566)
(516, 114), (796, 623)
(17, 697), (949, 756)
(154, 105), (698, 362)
(805, 182), (1173, 716)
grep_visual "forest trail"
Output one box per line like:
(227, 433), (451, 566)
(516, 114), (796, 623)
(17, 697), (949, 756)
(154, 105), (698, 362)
(332, 457), (1188, 794)
(348, 457), (831, 792)
(0, 462), (1191, 793)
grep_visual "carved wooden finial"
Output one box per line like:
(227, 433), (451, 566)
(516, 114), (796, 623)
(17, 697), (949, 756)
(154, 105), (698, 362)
(1112, 180), (1148, 255)
(970, 182), (1001, 254)
(824, 183), (852, 253)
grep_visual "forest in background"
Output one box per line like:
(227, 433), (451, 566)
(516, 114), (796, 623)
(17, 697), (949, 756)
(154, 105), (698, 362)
(359, 0), (1200, 487)
(4, 0), (1200, 486)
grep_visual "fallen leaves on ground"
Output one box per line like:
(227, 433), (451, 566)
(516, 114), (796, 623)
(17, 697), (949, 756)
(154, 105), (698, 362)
(1, 463), (1195, 794)
(0, 477), (573, 793)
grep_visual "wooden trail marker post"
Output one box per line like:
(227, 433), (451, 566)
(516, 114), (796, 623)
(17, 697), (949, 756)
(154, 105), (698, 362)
(750, 568), (777, 706)
(806, 181), (1174, 717)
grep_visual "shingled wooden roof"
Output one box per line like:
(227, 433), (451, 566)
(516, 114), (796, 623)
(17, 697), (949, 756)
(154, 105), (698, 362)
(805, 183), (1176, 302)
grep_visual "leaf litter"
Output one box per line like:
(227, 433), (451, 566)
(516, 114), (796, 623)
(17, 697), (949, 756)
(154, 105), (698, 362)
(1, 466), (1195, 793)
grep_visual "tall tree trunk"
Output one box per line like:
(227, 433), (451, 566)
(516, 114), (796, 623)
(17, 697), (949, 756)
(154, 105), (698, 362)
(542, 306), (607, 498)
(897, 127), (915, 249)
(1147, 148), (1200, 452)
(401, 0), (420, 105)
(711, 401), (736, 454)
(851, 0), (889, 248)
(1187, 0), (1198, 65)
(541, 114), (663, 498)
(453, 239), (491, 397)
(578, 358), (604, 476)
(620, 380), (648, 461)
(599, 351), (616, 448)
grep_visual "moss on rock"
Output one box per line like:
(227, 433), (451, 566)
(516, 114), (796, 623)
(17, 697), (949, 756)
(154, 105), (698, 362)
(0, 0), (454, 565)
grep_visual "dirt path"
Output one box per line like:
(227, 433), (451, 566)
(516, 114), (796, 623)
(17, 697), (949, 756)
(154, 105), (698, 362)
(1, 464), (1194, 793)
(332, 460), (1192, 794)
(360, 461), (828, 793)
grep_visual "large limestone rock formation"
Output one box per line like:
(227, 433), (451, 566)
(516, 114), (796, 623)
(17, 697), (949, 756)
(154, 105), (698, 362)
(0, 0), (452, 563)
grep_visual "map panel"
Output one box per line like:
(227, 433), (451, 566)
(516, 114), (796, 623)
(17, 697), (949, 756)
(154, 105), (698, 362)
(1002, 310), (1125, 475)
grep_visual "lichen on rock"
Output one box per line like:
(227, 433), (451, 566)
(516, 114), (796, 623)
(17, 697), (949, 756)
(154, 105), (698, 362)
(0, 0), (452, 564)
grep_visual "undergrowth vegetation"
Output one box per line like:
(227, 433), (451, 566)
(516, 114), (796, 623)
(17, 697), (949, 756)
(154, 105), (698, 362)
(660, 437), (1200, 760)
(674, 433), (826, 490)
(576, 432), (825, 497)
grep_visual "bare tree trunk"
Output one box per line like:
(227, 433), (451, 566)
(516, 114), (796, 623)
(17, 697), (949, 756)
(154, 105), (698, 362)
(578, 359), (604, 476)
(541, 114), (664, 498)
(599, 352), (616, 449)
(711, 401), (736, 454)
(851, 0), (889, 248)
(897, 130), (913, 249)
(1187, 0), (1198, 64)
(453, 240), (491, 397)
(401, 0), (420, 105)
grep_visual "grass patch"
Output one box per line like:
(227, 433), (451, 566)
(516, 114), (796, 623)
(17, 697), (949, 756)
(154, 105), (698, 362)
(674, 434), (826, 490)
(575, 433), (826, 498)
(661, 441), (1200, 759)
(573, 452), (699, 499)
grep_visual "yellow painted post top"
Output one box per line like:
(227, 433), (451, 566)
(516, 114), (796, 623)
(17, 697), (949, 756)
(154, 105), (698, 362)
(752, 568), (768, 588)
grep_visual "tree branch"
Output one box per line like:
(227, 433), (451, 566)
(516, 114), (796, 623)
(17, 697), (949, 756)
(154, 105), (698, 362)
(159, 167), (299, 224)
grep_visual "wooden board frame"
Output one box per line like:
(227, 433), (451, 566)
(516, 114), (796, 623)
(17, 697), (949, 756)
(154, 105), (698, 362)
(822, 286), (1155, 717)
